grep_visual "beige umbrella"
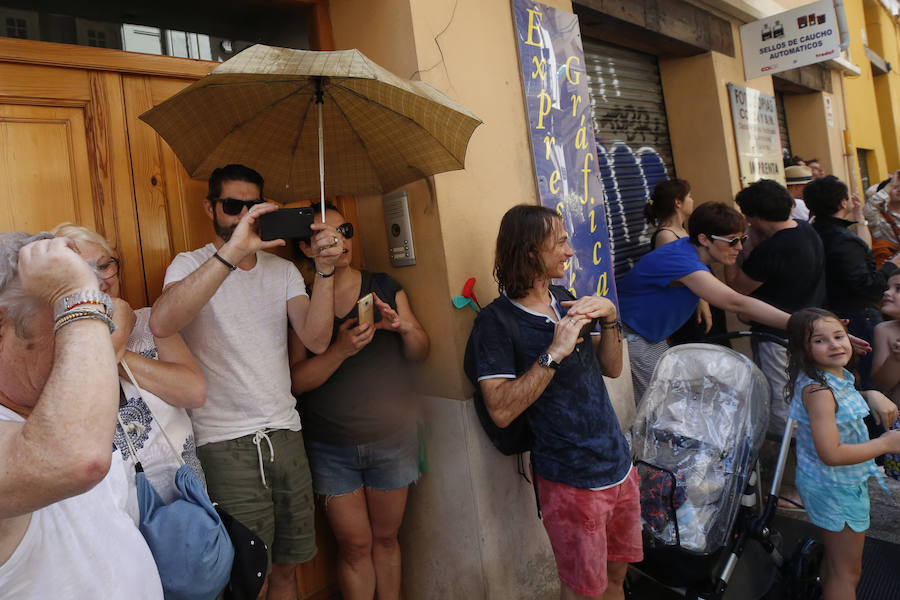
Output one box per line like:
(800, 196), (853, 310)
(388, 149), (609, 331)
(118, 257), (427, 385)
(139, 44), (482, 217)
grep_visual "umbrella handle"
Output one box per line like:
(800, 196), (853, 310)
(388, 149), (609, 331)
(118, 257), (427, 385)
(316, 77), (325, 222)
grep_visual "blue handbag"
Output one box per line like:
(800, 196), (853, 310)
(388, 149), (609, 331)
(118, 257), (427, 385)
(118, 362), (234, 600)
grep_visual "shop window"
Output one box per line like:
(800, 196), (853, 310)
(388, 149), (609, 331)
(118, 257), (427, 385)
(0, 1), (309, 60)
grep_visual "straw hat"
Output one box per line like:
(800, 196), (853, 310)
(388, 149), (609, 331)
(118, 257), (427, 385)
(784, 165), (813, 185)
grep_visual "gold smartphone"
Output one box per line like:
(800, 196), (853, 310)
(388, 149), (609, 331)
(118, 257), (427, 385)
(357, 293), (374, 326)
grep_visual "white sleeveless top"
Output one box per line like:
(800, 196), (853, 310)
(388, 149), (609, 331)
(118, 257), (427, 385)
(115, 307), (205, 524)
(0, 405), (163, 599)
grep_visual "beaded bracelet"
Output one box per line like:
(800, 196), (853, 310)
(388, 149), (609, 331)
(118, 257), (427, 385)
(54, 309), (117, 335)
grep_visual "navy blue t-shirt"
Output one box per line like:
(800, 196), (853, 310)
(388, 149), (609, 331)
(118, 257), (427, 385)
(469, 292), (632, 489)
(617, 237), (710, 342)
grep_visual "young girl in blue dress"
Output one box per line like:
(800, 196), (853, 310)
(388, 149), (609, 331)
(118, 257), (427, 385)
(786, 308), (900, 598)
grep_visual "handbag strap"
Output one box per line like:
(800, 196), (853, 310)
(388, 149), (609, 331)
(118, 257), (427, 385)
(878, 205), (900, 241)
(119, 359), (186, 468)
(115, 389), (143, 470)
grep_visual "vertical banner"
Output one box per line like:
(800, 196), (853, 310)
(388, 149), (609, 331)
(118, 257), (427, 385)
(727, 83), (786, 187)
(511, 0), (618, 307)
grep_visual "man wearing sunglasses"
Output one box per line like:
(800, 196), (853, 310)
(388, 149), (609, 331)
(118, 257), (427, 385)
(150, 163), (344, 600)
(726, 179), (825, 437)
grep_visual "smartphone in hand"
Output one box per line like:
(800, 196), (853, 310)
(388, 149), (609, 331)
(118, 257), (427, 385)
(357, 293), (374, 327)
(259, 207), (315, 241)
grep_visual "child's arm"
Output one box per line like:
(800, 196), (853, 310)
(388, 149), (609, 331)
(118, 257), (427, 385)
(872, 322), (900, 392)
(862, 390), (899, 429)
(804, 384), (900, 466)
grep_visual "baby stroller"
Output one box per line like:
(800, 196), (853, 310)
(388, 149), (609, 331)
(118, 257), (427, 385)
(630, 335), (822, 600)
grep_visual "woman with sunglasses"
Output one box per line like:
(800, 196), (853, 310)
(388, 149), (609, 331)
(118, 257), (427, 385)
(618, 202), (794, 403)
(289, 203), (429, 600)
(50, 223), (207, 524)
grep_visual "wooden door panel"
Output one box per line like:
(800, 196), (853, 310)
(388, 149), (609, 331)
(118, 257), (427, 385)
(122, 74), (211, 304)
(0, 104), (97, 234)
(86, 71), (147, 307)
(0, 62), (91, 101)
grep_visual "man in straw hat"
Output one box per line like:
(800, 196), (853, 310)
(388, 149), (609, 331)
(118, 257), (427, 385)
(784, 164), (813, 221)
(150, 164), (344, 599)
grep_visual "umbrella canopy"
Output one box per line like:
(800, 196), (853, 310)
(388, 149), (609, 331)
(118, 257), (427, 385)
(139, 45), (482, 204)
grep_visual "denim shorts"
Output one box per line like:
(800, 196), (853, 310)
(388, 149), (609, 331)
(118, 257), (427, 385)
(303, 428), (420, 496)
(796, 470), (870, 532)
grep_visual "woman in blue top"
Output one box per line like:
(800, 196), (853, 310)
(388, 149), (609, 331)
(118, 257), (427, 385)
(618, 202), (792, 402)
(785, 308), (900, 599)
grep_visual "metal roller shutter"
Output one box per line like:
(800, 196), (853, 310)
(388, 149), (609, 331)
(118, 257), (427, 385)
(583, 39), (673, 279)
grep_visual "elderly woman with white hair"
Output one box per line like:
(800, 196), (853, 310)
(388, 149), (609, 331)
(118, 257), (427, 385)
(51, 223), (207, 522)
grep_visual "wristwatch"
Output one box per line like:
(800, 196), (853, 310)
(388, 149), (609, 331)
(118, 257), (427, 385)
(53, 289), (114, 318)
(537, 352), (560, 370)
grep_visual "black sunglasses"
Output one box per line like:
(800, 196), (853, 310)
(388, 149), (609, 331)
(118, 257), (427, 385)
(336, 222), (354, 239)
(709, 233), (750, 247)
(217, 198), (265, 215)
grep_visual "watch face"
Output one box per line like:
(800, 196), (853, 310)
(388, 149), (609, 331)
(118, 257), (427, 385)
(538, 353), (550, 367)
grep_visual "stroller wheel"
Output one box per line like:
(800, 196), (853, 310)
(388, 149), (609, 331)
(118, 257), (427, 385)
(786, 538), (823, 599)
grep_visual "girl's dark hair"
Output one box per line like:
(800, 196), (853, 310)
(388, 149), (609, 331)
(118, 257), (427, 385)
(644, 179), (691, 226)
(784, 308), (856, 401)
(494, 204), (559, 299)
(687, 202), (746, 245)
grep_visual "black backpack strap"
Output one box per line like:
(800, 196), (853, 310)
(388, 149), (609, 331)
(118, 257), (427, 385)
(492, 300), (543, 519)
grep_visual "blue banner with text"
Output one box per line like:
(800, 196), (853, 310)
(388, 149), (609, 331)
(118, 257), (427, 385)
(512, 0), (618, 307)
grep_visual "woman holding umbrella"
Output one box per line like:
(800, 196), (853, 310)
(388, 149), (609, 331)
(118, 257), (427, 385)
(290, 203), (429, 600)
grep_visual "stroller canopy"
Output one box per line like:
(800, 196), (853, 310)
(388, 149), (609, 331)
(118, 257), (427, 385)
(631, 343), (770, 553)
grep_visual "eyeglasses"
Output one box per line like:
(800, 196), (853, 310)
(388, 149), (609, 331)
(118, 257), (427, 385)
(709, 233), (750, 247)
(336, 222), (354, 239)
(89, 257), (120, 280)
(216, 198), (265, 215)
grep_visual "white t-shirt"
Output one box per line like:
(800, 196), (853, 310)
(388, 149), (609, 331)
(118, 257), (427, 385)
(163, 244), (307, 445)
(0, 405), (163, 599)
(791, 197), (810, 221)
(114, 307), (206, 524)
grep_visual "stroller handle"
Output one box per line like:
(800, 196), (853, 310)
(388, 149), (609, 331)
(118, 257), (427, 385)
(701, 330), (788, 348)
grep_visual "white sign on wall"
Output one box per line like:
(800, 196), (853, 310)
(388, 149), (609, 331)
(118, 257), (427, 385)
(740, 0), (840, 78)
(727, 83), (785, 187)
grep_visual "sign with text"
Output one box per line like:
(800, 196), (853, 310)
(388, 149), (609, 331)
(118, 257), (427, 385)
(740, 0), (840, 78)
(511, 0), (618, 307)
(727, 83), (785, 187)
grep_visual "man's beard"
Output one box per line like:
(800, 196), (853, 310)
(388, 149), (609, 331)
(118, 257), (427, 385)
(213, 213), (237, 243)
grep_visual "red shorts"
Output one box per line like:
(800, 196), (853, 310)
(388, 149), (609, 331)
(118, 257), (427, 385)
(538, 467), (643, 597)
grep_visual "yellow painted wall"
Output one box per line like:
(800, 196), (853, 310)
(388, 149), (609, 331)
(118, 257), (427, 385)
(782, 74), (849, 182)
(330, 0), (573, 401)
(660, 22), (777, 208)
(864, 0), (900, 174)
(844, 0), (890, 191)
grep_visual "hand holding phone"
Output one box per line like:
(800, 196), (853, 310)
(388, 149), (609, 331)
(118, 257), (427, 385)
(357, 293), (374, 327)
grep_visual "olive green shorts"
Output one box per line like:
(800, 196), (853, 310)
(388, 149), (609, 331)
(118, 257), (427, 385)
(197, 429), (317, 572)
